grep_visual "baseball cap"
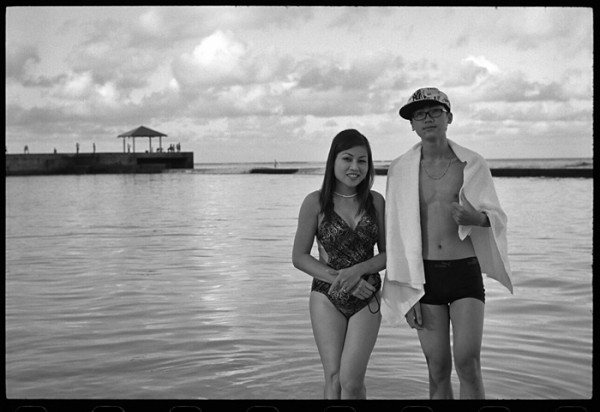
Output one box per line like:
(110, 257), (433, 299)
(399, 87), (451, 120)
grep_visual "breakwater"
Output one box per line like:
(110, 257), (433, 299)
(244, 166), (592, 178)
(5, 152), (194, 176)
(373, 167), (593, 178)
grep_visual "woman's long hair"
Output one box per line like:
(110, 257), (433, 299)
(319, 129), (375, 220)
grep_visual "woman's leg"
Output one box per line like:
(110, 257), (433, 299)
(338, 301), (382, 399)
(309, 291), (348, 399)
(417, 303), (454, 399)
(450, 297), (485, 399)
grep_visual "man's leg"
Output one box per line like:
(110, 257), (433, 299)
(417, 303), (454, 399)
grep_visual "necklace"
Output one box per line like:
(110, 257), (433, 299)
(421, 158), (452, 180)
(334, 192), (357, 198)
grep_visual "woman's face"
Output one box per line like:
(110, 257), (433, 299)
(333, 145), (369, 191)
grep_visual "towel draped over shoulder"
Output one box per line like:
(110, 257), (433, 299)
(382, 139), (513, 326)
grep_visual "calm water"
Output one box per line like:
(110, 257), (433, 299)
(5, 172), (593, 399)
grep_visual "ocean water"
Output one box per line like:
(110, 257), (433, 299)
(5, 170), (592, 400)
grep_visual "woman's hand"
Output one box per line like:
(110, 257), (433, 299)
(405, 302), (423, 330)
(328, 265), (363, 295)
(350, 278), (376, 300)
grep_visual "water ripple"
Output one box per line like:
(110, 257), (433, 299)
(5, 174), (592, 399)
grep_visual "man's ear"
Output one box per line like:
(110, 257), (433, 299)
(447, 112), (453, 124)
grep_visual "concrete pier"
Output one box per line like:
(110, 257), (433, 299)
(5, 152), (194, 176)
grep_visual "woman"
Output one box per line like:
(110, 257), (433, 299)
(292, 129), (386, 399)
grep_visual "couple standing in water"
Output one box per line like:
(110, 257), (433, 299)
(292, 87), (513, 399)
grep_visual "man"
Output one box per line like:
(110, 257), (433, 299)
(383, 87), (513, 399)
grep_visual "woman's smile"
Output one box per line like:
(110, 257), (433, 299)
(334, 145), (369, 191)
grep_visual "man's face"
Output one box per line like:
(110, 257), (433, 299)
(410, 104), (453, 141)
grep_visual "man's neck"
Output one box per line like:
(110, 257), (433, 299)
(421, 137), (452, 160)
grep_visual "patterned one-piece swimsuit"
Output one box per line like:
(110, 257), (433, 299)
(311, 210), (381, 319)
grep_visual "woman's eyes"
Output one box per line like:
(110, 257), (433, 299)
(342, 157), (367, 163)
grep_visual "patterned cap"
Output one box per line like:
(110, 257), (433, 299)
(399, 87), (451, 119)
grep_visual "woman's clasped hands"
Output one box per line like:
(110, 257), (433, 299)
(328, 266), (376, 300)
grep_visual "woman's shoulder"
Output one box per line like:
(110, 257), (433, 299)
(305, 190), (321, 201)
(370, 190), (385, 204)
(301, 190), (322, 211)
(369, 190), (385, 216)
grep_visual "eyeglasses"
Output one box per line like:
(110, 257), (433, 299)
(412, 108), (448, 121)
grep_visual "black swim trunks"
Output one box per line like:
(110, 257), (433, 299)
(420, 256), (485, 305)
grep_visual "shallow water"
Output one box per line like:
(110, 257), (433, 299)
(5, 173), (592, 399)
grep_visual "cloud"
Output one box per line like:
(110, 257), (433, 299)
(173, 30), (250, 88)
(169, 31), (407, 119)
(4, 7), (593, 160)
(67, 40), (156, 96)
(499, 8), (591, 52)
(295, 55), (390, 92)
(327, 7), (389, 30)
(5, 43), (65, 88)
(6, 43), (40, 81)
(6, 104), (66, 128)
(472, 72), (570, 104)
(173, 29), (300, 93)
(124, 6), (314, 48)
(470, 101), (592, 123)
(443, 57), (497, 88)
(464, 56), (500, 75)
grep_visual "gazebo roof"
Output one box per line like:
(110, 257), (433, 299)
(117, 125), (167, 138)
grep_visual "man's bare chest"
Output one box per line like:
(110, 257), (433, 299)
(419, 160), (465, 206)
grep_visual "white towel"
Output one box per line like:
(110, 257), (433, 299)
(382, 139), (513, 325)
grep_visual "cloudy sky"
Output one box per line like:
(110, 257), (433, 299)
(6, 6), (593, 162)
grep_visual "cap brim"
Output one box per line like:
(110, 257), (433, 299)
(399, 100), (450, 120)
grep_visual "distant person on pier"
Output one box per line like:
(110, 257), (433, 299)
(76, 142), (80, 154)
(24, 145), (29, 154)
(176, 143), (181, 152)
(383, 87), (513, 399)
(293, 129), (385, 399)
(93, 143), (96, 153)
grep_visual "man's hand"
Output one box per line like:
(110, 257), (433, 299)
(406, 302), (423, 330)
(451, 191), (488, 227)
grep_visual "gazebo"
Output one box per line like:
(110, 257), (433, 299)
(118, 125), (167, 153)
